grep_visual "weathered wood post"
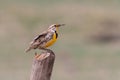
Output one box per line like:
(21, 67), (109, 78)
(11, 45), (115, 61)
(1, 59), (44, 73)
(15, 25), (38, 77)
(30, 49), (55, 80)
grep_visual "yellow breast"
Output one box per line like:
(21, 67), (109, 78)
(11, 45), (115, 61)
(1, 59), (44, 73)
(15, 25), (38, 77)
(45, 32), (57, 47)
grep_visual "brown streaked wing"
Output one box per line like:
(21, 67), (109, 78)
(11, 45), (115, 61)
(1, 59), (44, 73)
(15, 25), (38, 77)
(44, 32), (54, 42)
(33, 31), (48, 42)
(30, 31), (48, 47)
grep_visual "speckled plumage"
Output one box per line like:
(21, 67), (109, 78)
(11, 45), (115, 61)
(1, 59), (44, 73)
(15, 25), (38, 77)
(26, 24), (65, 52)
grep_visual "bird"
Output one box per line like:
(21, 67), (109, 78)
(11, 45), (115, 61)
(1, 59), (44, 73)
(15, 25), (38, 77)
(25, 24), (65, 53)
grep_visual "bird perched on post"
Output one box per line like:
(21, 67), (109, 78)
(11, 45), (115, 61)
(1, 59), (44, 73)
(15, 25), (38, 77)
(25, 24), (65, 53)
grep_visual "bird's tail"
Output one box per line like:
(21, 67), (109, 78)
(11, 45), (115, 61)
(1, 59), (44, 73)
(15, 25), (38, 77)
(25, 47), (31, 53)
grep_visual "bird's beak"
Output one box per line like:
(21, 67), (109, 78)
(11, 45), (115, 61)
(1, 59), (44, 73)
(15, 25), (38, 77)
(58, 24), (65, 27)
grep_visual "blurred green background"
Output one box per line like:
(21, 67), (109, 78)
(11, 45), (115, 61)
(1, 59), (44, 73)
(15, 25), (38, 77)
(0, 0), (120, 80)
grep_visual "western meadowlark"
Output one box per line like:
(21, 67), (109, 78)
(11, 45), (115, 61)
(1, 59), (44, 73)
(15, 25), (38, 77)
(25, 24), (65, 52)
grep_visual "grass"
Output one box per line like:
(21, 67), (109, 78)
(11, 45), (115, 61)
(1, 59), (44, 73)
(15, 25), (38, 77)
(0, 0), (120, 80)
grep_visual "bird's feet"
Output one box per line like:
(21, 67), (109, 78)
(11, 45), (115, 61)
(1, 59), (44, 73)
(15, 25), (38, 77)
(35, 48), (53, 60)
(34, 52), (50, 61)
(35, 52), (41, 60)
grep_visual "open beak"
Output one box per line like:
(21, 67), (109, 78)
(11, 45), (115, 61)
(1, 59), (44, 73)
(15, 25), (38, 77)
(58, 24), (65, 27)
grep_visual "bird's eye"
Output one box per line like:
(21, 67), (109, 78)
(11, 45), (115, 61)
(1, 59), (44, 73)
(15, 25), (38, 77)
(55, 25), (58, 27)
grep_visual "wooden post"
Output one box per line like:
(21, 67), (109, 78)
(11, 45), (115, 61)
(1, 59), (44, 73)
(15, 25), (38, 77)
(30, 49), (55, 80)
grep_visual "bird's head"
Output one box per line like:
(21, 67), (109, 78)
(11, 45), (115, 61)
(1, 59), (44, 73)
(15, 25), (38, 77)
(48, 24), (65, 32)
